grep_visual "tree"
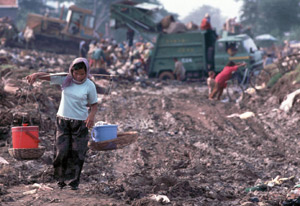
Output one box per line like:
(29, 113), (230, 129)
(239, 0), (300, 38)
(16, 0), (52, 30)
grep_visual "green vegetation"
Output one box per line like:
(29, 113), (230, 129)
(267, 72), (283, 88)
(239, 0), (300, 40)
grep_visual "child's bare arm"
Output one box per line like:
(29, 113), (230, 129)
(85, 103), (98, 128)
(237, 62), (247, 67)
(26, 72), (51, 84)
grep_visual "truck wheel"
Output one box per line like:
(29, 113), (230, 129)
(159, 71), (175, 80)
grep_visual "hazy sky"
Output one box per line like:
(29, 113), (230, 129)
(158, 0), (243, 20)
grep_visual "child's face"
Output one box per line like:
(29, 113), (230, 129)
(209, 72), (215, 78)
(72, 68), (87, 82)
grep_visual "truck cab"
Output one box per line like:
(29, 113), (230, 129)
(62, 5), (98, 40)
(215, 34), (263, 75)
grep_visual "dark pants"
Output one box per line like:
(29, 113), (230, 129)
(53, 116), (89, 187)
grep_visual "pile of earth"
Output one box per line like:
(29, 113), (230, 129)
(1, 48), (300, 205)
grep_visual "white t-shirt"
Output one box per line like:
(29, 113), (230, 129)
(51, 75), (98, 120)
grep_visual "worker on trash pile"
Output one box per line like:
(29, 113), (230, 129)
(79, 40), (87, 58)
(91, 43), (105, 70)
(282, 40), (291, 57)
(173, 58), (186, 81)
(126, 28), (135, 48)
(87, 40), (96, 67)
(26, 57), (98, 190)
(263, 53), (274, 68)
(207, 70), (216, 96)
(200, 13), (212, 31)
(209, 61), (246, 100)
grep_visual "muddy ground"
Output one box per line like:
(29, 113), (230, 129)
(1, 49), (300, 206)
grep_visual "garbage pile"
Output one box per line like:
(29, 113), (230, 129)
(159, 15), (199, 34)
(0, 17), (18, 47)
(87, 38), (154, 80)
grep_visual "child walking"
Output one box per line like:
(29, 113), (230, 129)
(209, 61), (246, 100)
(26, 57), (98, 190)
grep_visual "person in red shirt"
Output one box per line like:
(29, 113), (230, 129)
(200, 13), (212, 30)
(209, 61), (246, 100)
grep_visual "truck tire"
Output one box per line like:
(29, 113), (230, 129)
(159, 71), (175, 80)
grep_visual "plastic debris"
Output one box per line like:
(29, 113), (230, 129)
(28, 183), (53, 191)
(23, 189), (37, 195)
(264, 175), (294, 187)
(227, 111), (255, 119)
(150, 194), (170, 203)
(280, 89), (300, 112)
(0, 157), (9, 164)
(245, 184), (267, 193)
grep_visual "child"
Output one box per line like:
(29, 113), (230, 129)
(209, 61), (246, 100)
(207, 70), (215, 96)
(173, 58), (186, 81)
(26, 57), (98, 190)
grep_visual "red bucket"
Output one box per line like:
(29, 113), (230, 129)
(11, 124), (39, 149)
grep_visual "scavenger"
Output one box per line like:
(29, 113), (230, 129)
(26, 57), (98, 190)
(209, 61), (246, 100)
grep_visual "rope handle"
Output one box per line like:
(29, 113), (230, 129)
(10, 84), (41, 147)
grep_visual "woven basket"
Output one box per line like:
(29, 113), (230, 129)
(88, 131), (138, 151)
(8, 147), (45, 160)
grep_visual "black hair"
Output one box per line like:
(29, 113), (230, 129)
(174, 57), (178, 61)
(226, 61), (235, 67)
(72, 62), (87, 72)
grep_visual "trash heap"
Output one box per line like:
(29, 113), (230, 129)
(86, 39), (154, 81)
(0, 17), (18, 47)
(159, 15), (199, 34)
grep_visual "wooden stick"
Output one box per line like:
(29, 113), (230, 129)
(38, 73), (119, 78)
(92, 74), (119, 77)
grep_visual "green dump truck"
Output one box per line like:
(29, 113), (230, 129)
(110, 1), (263, 80)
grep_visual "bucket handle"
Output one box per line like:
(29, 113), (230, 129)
(91, 127), (96, 142)
(25, 131), (40, 143)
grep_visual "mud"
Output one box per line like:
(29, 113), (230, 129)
(1, 50), (300, 206)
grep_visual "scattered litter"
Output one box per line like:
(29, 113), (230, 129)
(249, 196), (259, 202)
(23, 189), (37, 195)
(227, 111), (255, 119)
(241, 201), (256, 206)
(279, 89), (300, 112)
(0, 157), (9, 164)
(246, 176), (294, 194)
(149, 194), (170, 203)
(265, 175), (294, 187)
(27, 183), (53, 191)
(245, 184), (267, 193)
(245, 87), (256, 94)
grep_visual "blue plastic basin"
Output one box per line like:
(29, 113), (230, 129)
(91, 125), (118, 142)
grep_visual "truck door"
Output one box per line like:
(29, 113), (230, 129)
(214, 41), (228, 72)
(66, 10), (95, 39)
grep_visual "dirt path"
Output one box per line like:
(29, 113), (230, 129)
(1, 80), (300, 206)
